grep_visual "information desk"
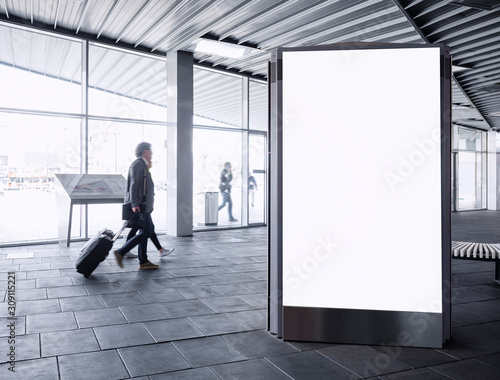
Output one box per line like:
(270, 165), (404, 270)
(55, 174), (126, 246)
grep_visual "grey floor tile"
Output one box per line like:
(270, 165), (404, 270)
(431, 358), (500, 380)
(119, 279), (162, 291)
(173, 336), (246, 367)
(119, 303), (172, 323)
(26, 269), (61, 279)
(84, 282), (127, 295)
(208, 283), (255, 296)
(212, 358), (292, 380)
(100, 291), (147, 307)
(138, 288), (185, 303)
(13, 287), (47, 301)
(216, 272), (262, 283)
(4, 279), (37, 290)
(59, 295), (106, 312)
(59, 349), (129, 380)
(200, 296), (253, 313)
(379, 368), (452, 379)
(19, 263), (52, 271)
(75, 307), (127, 328)
(318, 345), (412, 378)
(49, 261), (77, 269)
(235, 293), (266, 308)
(475, 352), (500, 370)
(174, 286), (222, 300)
(46, 285), (88, 298)
(222, 330), (298, 359)
(135, 269), (173, 280)
(0, 316), (26, 337)
(164, 300), (215, 318)
(0, 357), (58, 379)
(0, 333), (40, 363)
(118, 342), (191, 377)
(229, 309), (267, 329)
(143, 318), (205, 342)
(149, 367), (220, 380)
(371, 345), (457, 368)
(15, 298), (61, 316)
(236, 280), (266, 292)
(103, 272), (143, 283)
(41, 328), (100, 356)
(267, 350), (359, 380)
(94, 323), (155, 349)
(167, 267), (222, 277)
(188, 313), (253, 335)
(184, 274), (226, 285)
(153, 277), (194, 288)
(71, 274), (109, 285)
(27, 311), (77, 334)
(36, 276), (74, 288)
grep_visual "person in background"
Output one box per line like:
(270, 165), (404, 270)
(248, 172), (258, 207)
(218, 161), (237, 222)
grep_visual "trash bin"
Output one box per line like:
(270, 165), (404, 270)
(205, 191), (218, 226)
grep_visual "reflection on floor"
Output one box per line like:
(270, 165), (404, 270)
(0, 219), (499, 379)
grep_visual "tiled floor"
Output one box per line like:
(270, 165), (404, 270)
(0, 216), (499, 379)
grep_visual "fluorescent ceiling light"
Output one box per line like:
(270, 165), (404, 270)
(489, 112), (500, 117)
(195, 39), (258, 59)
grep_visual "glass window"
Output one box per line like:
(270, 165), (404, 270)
(458, 127), (482, 151)
(194, 68), (243, 128)
(458, 151), (482, 210)
(0, 112), (81, 244)
(248, 134), (267, 224)
(0, 25), (81, 114)
(87, 119), (167, 235)
(193, 129), (242, 227)
(88, 44), (167, 122)
(249, 80), (268, 131)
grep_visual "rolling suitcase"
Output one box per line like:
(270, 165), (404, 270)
(75, 221), (130, 278)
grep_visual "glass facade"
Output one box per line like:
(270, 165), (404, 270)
(0, 112), (81, 243)
(0, 23), (268, 245)
(452, 126), (487, 211)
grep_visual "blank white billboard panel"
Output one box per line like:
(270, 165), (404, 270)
(281, 47), (443, 313)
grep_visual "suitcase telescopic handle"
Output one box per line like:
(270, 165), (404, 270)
(112, 218), (133, 242)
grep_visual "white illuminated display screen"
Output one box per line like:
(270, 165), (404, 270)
(282, 47), (443, 313)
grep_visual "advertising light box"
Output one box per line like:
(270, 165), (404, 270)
(269, 43), (451, 348)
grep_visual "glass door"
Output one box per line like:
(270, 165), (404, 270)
(457, 151), (482, 210)
(248, 134), (267, 224)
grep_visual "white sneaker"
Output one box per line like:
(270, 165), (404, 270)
(123, 252), (138, 258)
(159, 248), (174, 257)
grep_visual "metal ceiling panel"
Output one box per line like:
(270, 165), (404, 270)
(398, 0), (500, 130)
(0, 0), (498, 130)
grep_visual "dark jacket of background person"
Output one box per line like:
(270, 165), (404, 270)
(219, 168), (233, 193)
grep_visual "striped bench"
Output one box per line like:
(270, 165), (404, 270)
(452, 241), (500, 283)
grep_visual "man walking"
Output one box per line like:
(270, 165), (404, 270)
(218, 161), (237, 222)
(114, 142), (159, 269)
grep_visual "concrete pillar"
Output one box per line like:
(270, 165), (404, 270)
(166, 51), (193, 236)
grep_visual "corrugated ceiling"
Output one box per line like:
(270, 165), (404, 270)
(0, 0), (499, 130)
